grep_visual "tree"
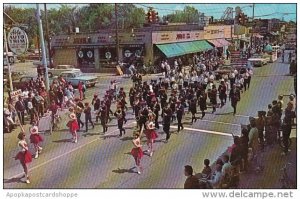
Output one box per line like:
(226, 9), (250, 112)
(4, 5), (38, 48)
(166, 5), (200, 23)
(118, 4), (145, 29)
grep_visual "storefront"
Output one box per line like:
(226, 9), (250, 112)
(152, 30), (210, 65)
(51, 25), (235, 71)
(204, 25), (233, 54)
(51, 32), (151, 70)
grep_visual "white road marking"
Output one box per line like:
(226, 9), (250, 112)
(198, 119), (241, 127)
(235, 114), (250, 118)
(7, 121), (136, 180)
(167, 125), (233, 137)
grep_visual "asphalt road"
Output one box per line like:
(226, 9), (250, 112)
(3, 60), (296, 188)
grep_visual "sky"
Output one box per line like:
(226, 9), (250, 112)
(4, 3), (297, 22)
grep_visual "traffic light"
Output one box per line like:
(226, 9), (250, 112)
(238, 13), (243, 25)
(153, 11), (159, 23)
(146, 10), (153, 23)
(237, 13), (247, 25)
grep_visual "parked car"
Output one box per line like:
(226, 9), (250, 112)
(12, 75), (56, 91)
(59, 71), (98, 88)
(48, 65), (80, 77)
(247, 57), (268, 67)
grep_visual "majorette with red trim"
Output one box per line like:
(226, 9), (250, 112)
(66, 113), (80, 143)
(29, 125), (43, 159)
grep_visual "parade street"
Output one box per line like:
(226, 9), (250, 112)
(4, 59), (295, 188)
(4, 59), (296, 189)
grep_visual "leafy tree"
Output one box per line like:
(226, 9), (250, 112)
(4, 6), (38, 47)
(165, 5), (200, 23)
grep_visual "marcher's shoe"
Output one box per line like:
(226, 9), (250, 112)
(38, 147), (43, 154)
(147, 149), (151, 153)
(137, 167), (141, 174)
(150, 152), (153, 157)
(34, 153), (39, 159)
(281, 152), (287, 156)
(26, 178), (30, 184)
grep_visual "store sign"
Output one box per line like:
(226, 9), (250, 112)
(105, 52), (112, 59)
(152, 31), (204, 44)
(124, 50), (132, 58)
(204, 26), (225, 40)
(135, 50), (142, 58)
(7, 27), (29, 55)
(74, 37), (87, 44)
(78, 50), (84, 58)
(87, 51), (93, 58)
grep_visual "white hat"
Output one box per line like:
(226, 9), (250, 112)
(69, 113), (76, 120)
(148, 122), (155, 130)
(30, 126), (38, 134)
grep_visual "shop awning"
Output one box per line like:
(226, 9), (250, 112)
(192, 40), (214, 52)
(156, 43), (186, 58)
(208, 39), (232, 47)
(207, 39), (223, 48)
(216, 39), (232, 46)
(156, 40), (213, 58)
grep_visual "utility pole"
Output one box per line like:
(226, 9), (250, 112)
(36, 4), (50, 91)
(115, 3), (119, 63)
(4, 24), (13, 91)
(44, 3), (52, 68)
(250, 3), (255, 49)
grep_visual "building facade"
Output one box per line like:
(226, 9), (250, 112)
(51, 24), (235, 71)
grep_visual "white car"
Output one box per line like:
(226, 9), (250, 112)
(48, 65), (81, 77)
(247, 57), (268, 67)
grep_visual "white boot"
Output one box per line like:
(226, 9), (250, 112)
(137, 166), (141, 174)
(38, 147), (43, 154)
(25, 176), (30, 184)
(34, 152), (39, 159)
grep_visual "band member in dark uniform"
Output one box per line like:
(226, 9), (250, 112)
(83, 102), (94, 133)
(229, 84), (241, 115)
(91, 94), (100, 111)
(129, 87), (136, 114)
(97, 102), (108, 134)
(160, 89), (168, 110)
(218, 80), (227, 107)
(176, 101), (184, 132)
(189, 98), (197, 123)
(163, 105), (172, 143)
(198, 89), (207, 119)
(153, 100), (161, 129)
(114, 107), (126, 137)
(208, 85), (218, 113)
(139, 105), (149, 131)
